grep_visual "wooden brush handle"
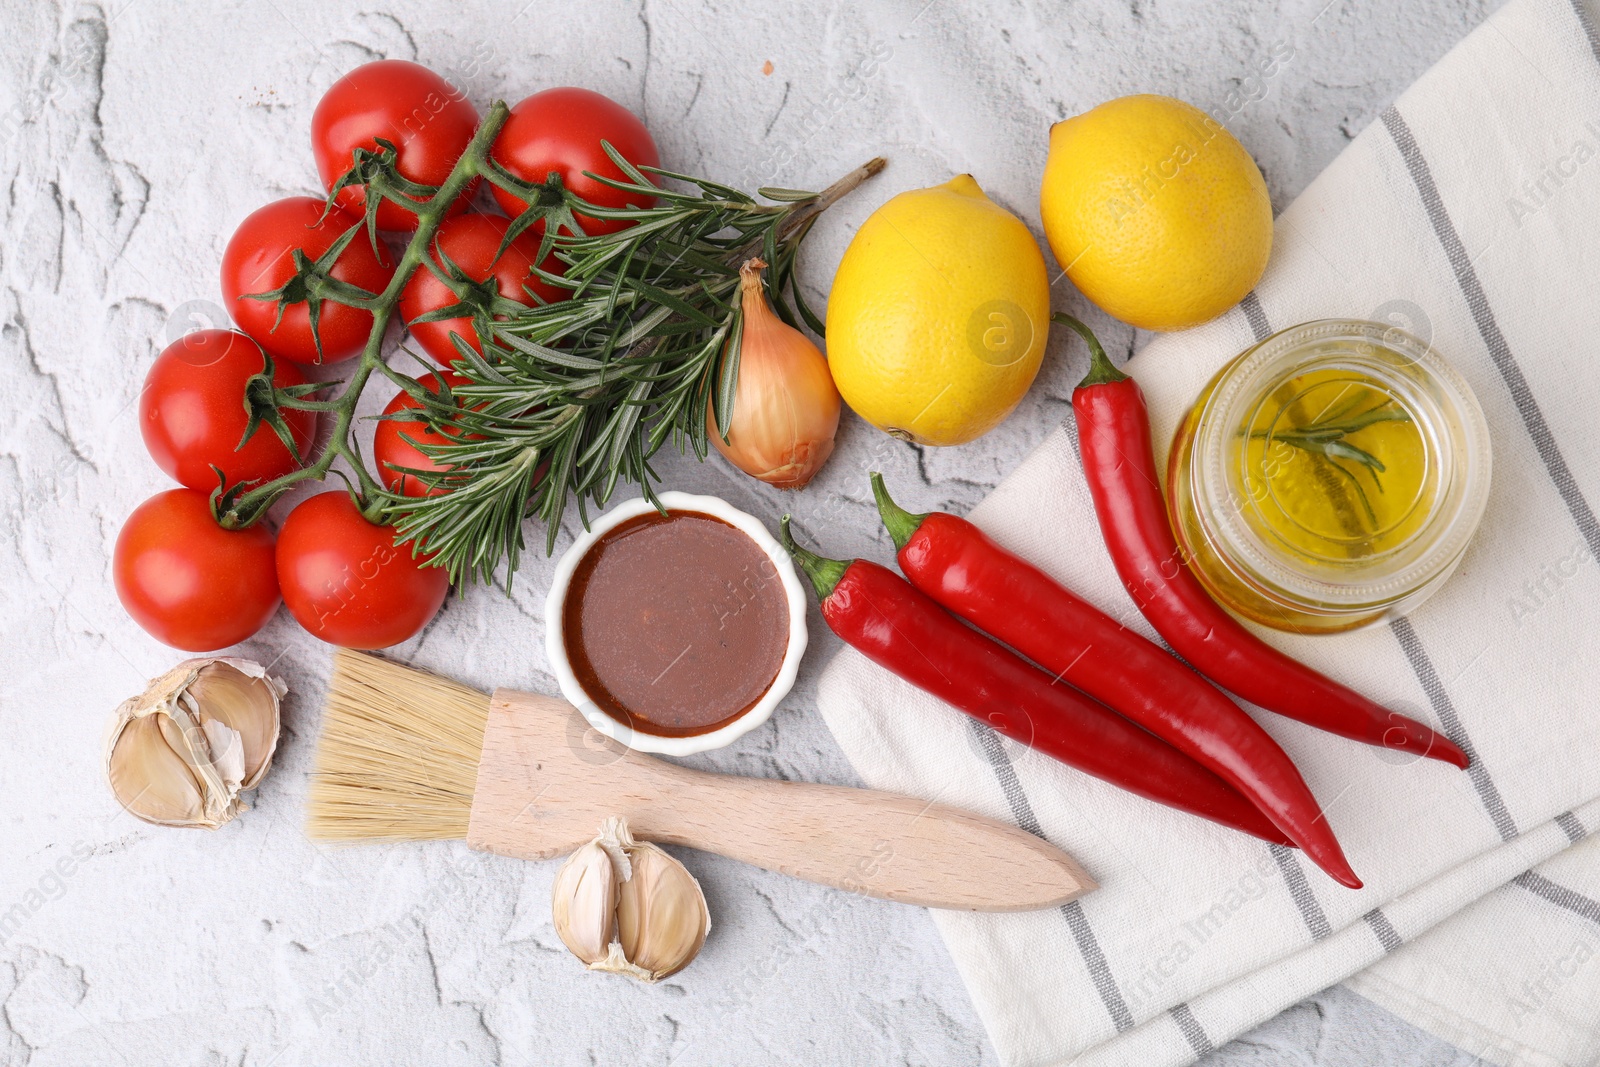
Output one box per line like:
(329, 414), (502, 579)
(631, 768), (1094, 911)
(468, 689), (1093, 911)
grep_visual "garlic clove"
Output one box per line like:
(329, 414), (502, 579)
(184, 662), (282, 787)
(107, 714), (209, 826)
(610, 842), (711, 982)
(550, 839), (620, 966)
(104, 657), (285, 830)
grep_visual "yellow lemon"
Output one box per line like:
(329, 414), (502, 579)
(1040, 94), (1272, 332)
(825, 175), (1050, 447)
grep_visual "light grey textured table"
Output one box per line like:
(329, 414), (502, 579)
(0, 1), (1499, 1063)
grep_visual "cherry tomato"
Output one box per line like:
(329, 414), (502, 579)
(489, 87), (660, 237)
(114, 489), (280, 651)
(140, 329), (318, 491)
(221, 196), (395, 365)
(312, 60), (481, 232)
(398, 213), (567, 364)
(374, 372), (471, 497)
(275, 491), (449, 648)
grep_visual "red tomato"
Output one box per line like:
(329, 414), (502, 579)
(312, 60), (481, 231)
(140, 329), (318, 491)
(275, 491), (449, 648)
(489, 87), (660, 237)
(373, 372), (470, 497)
(114, 489), (280, 651)
(221, 196), (395, 365)
(398, 213), (567, 364)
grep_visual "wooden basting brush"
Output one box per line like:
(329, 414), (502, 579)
(305, 650), (1092, 911)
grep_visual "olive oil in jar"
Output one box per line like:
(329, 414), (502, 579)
(1168, 320), (1492, 633)
(1238, 369), (1435, 564)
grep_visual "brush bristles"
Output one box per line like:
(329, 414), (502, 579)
(305, 650), (490, 842)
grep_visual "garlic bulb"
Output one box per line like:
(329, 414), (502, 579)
(550, 817), (710, 982)
(104, 658), (284, 829)
(709, 257), (841, 489)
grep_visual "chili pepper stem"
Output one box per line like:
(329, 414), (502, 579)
(779, 516), (849, 600)
(1053, 313), (1128, 388)
(869, 472), (928, 552)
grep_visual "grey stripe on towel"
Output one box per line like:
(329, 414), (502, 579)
(1570, 0), (1600, 64)
(1363, 908), (1404, 952)
(971, 719), (1045, 837)
(1382, 105), (1600, 561)
(1514, 870), (1600, 928)
(1169, 1002), (1214, 1057)
(1062, 900), (1135, 1033)
(1390, 615), (1517, 841)
(1270, 844), (1332, 940)
(1555, 810), (1588, 843)
(1239, 290), (1272, 342)
(967, 720), (1135, 1032)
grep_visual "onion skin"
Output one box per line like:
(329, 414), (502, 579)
(710, 259), (841, 490)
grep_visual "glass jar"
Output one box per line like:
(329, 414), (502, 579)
(1168, 319), (1492, 633)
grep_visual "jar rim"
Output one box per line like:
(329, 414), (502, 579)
(1187, 318), (1492, 614)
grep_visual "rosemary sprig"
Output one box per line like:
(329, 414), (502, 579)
(1251, 396), (1411, 527)
(390, 154), (884, 586)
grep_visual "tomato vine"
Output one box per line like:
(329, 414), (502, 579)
(216, 101), (515, 530)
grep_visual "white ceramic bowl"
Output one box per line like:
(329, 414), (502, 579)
(544, 492), (808, 756)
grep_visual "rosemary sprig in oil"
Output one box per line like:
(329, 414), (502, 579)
(1251, 395), (1412, 527)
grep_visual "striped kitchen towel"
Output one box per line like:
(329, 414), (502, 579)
(814, 0), (1600, 1063)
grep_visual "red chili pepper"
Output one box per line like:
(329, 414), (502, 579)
(1056, 313), (1468, 770)
(778, 517), (1294, 848)
(871, 474), (1360, 888)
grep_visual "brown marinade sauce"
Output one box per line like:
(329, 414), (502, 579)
(562, 510), (789, 737)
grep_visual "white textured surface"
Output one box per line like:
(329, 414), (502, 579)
(0, 1), (1499, 1064)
